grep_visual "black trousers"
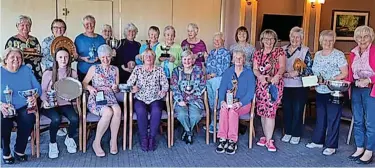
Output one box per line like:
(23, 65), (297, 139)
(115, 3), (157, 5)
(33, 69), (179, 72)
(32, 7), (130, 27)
(282, 87), (308, 137)
(42, 105), (79, 143)
(1, 106), (35, 156)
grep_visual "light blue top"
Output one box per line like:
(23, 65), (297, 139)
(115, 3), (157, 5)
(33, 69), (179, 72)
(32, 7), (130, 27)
(41, 35), (55, 71)
(137, 42), (159, 65)
(205, 47), (231, 77)
(218, 66), (256, 106)
(1, 66), (42, 109)
(74, 33), (106, 74)
(312, 49), (348, 94)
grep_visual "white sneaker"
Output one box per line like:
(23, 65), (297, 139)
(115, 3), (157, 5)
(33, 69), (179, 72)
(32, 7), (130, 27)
(281, 134), (292, 142)
(64, 136), (77, 154)
(322, 148), (336, 156)
(49, 143), (59, 159)
(57, 128), (67, 136)
(290, 137), (300, 145)
(305, 142), (323, 149)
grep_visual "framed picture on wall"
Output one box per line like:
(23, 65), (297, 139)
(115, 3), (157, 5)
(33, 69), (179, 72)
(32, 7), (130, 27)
(332, 10), (370, 41)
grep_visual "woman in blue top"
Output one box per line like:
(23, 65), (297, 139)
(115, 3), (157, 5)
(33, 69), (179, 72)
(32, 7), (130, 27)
(215, 50), (256, 155)
(74, 15), (106, 81)
(1, 47), (42, 164)
(205, 32), (231, 133)
(137, 26), (160, 65)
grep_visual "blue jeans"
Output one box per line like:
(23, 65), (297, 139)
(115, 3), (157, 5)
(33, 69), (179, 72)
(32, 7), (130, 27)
(175, 103), (202, 132)
(282, 87), (308, 137)
(206, 76), (222, 124)
(351, 86), (375, 151)
(312, 93), (343, 148)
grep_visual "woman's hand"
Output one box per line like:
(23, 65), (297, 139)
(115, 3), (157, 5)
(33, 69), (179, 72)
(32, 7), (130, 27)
(112, 84), (119, 92)
(127, 61), (136, 70)
(288, 71), (299, 78)
(159, 57), (168, 62)
(220, 101), (228, 110)
(232, 102), (242, 110)
(27, 95), (37, 107)
(158, 91), (166, 98)
(203, 52), (209, 61)
(178, 101), (187, 107)
(42, 100), (50, 109)
(87, 85), (97, 95)
(356, 78), (371, 88)
(258, 75), (269, 84)
(131, 86), (139, 94)
(1, 103), (10, 116)
(169, 55), (176, 63)
(271, 75), (281, 85)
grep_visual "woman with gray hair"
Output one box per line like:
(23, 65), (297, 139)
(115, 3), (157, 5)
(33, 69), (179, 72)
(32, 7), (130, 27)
(281, 26), (313, 145)
(113, 22), (141, 83)
(306, 30), (348, 156)
(74, 15), (106, 81)
(181, 23), (207, 67)
(1, 47), (42, 164)
(101, 24), (112, 41)
(347, 25), (375, 164)
(82, 44), (121, 157)
(5, 15), (42, 82)
(171, 50), (206, 144)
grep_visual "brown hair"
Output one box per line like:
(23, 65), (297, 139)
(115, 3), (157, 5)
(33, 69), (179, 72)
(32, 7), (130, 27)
(235, 26), (249, 42)
(50, 19), (67, 32)
(51, 47), (73, 89)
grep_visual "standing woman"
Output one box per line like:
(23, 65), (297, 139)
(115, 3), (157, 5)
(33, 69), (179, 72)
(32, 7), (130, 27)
(137, 26), (160, 65)
(181, 23), (207, 67)
(347, 26), (375, 164)
(114, 23), (141, 83)
(281, 27), (313, 145)
(41, 19), (67, 72)
(170, 50), (206, 144)
(101, 24), (113, 42)
(306, 30), (348, 156)
(40, 48), (79, 159)
(5, 15), (42, 82)
(155, 25), (183, 79)
(1, 47), (42, 164)
(253, 29), (286, 152)
(127, 49), (169, 151)
(229, 26), (256, 69)
(82, 44), (121, 157)
(74, 15), (106, 81)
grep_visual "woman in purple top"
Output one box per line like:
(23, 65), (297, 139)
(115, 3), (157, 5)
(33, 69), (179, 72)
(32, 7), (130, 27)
(41, 48), (79, 159)
(113, 23), (141, 83)
(181, 23), (207, 67)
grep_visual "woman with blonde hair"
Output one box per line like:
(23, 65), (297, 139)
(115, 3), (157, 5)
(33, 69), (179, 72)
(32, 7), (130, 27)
(253, 29), (286, 152)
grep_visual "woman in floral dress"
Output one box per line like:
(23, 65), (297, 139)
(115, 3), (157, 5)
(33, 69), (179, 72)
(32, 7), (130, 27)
(82, 44), (121, 157)
(253, 29), (286, 152)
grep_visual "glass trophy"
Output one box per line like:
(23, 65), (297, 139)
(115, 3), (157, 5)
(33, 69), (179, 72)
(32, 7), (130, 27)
(3, 85), (16, 118)
(88, 43), (96, 61)
(96, 91), (107, 105)
(18, 88), (38, 114)
(107, 36), (122, 50)
(46, 89), (57, 108)
(226, 91), (234, 108)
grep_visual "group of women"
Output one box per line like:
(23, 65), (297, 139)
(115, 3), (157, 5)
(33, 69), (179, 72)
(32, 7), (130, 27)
(0, 14), (374, 165)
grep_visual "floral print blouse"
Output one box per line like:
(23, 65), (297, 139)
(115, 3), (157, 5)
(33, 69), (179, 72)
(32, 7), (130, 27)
(127, 65), (169, 104)
(41, 35), (55, 72)
(205, 47), (231, 77)
(171, 66), (206, 109)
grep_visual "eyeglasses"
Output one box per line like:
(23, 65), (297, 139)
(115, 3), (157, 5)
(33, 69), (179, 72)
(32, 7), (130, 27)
(53, 26), (66, 30)
(262, 38), (275, 42)
(356, 35), (371, 41)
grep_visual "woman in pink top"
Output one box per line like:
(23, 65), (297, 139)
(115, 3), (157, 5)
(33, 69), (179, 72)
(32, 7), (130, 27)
(347, 26), (375, 165)
(41, 48), (78, 159)
(181, 23), (207, 67)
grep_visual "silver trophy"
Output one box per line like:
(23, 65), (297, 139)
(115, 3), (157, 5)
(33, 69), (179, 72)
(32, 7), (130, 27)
(88, 43), (96, 61)
(185, 74), (193, 92)
(46, 89), (57, 108)
(107, 36), (122, 50)
(327, 80), (351, 104)
(18, 88), (38, 114)
(3, 85), (16, 118)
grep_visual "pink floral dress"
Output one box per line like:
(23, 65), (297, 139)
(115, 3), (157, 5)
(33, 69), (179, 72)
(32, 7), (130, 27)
(253, 48), (285, 119)
(87, 65), (118, 116)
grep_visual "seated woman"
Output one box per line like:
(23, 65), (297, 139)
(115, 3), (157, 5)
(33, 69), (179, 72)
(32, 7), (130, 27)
(127, 49), (169, 151)
(215, 50), (256, 155)
(1, 47), (42, 164)
(40, 48), (79, 159)
(171, 50), (206, 144)
(82, 44), (121, 157)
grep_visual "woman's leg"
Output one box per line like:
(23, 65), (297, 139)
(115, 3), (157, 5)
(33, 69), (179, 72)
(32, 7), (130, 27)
(42, 108), (62, 143)
(59, 105), (79, 139)
(175, 105), (190, 132)
(291, 87), (308, 137)
(217, 107), (229, 139)
(325, 101), (343, 149)
(227, 103), (251, 142)
(351, 87), (366, 156)
(15, 106), (35, 155)
(282, 87), (294, 136)
(109, 104), (122, 153)
(362, 89), (375, 161)
(264, 118), (275, 141)
(311, 93), (328, 145)
(149, 100), (163, 138)
(93, 106), (113, 156)
(1, 114), (15, 157)
(134, 99), (149, 139)
(188, 104), (202, 132)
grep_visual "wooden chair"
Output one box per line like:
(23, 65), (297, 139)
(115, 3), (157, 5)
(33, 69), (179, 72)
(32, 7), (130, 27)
(169, 90), (210, 146)
(212, 90), (256, 148)
(34, 98), (82, 158)
(82, 91), (128, 152)
(128, 92), (171, 150)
